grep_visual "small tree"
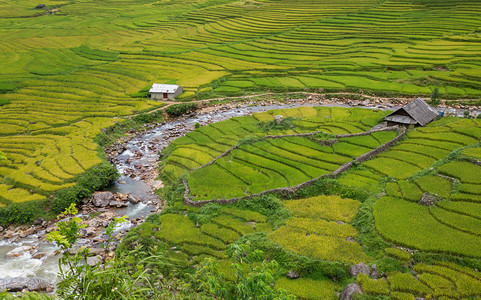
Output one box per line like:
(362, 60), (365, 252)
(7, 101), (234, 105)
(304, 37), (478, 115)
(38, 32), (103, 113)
(431, 87), (441, 106)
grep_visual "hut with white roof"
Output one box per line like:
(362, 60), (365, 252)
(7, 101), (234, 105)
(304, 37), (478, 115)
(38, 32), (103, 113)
(149, 84), (183, 100)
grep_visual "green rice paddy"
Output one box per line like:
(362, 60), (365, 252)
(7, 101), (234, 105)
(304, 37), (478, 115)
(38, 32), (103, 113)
(155, 106), (481, 298)
(2, 0), (481, 207)
(2, 0), (481, 297)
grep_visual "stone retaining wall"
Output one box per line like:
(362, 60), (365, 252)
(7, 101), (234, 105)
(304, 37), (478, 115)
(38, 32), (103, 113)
(190, 125), (399, 173)
(184, 125), (404, 207)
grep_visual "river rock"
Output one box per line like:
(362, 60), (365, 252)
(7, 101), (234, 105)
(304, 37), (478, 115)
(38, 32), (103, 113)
(349, 262), (370, 277)
(19, 227), (35, 238)
(0, 277), (53, 292)
(151, 180), (164, 190)
(100, 212), (115, 220)
(127, 194), (141, 204)
(86, 255), (103, 266)
(6, 246), (35, 258)
(371, 264), (379, 279)
(340, 283), (362, 300)
(35, 4), (46, 9)
(33, 252), (48, 259)
(109, 200), (128, 208)
(33, 218), (44, 226)
(79, 227), (96, 237)
(287, 270), (300, 279)
(274, 115), (283, 125)
(92, 192), (114, 207)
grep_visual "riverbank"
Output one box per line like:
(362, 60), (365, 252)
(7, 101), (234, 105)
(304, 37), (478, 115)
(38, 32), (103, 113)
(0, 94), (478, 293)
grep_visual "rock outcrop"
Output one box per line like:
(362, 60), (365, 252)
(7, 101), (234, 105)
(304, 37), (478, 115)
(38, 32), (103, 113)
(340, 283), (363, 300)
(0, 277), (53, 292)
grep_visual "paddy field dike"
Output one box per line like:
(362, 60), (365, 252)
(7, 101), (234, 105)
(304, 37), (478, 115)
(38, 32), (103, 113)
(1, 0), (481, 298)
(150, 105), (481, 299)
(2, 0), (481, 208)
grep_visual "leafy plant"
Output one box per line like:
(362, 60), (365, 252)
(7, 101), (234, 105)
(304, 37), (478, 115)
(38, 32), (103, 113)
(165, 102), (198, 117)
(257, 117), (296, 132)
(430, 87), (441, 106)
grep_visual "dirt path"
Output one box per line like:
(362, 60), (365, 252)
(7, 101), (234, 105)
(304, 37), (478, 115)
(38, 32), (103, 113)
(123, 91), (479, 120)
(123, 92), (403, 119)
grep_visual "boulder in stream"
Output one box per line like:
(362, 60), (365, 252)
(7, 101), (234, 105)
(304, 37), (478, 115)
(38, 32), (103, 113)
(5, 246), (35, 259)
(0, 277), (53, 292)
(92, 192), (114, 207)
(127, 194), (141, 204)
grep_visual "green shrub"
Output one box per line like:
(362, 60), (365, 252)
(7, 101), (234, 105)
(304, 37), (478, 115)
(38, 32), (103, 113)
(257, 117), (296, 132)
(165, 102), (198, 117)
(0, 199), (49, 226)
(352, 196), (389, 257)
(235, 194), (290, 228)
(51, 163), (118, 214)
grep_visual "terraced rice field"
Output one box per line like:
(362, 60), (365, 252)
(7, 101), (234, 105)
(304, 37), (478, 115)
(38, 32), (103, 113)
(339, 117), (481, 258)
(358, 262), (481, 299)
(163, 106), (392, 200)
(268, 195), (368, 264)
(164, 106), (481, 258)
(2, 0), (481, 206)
(154, 105), (481, 298)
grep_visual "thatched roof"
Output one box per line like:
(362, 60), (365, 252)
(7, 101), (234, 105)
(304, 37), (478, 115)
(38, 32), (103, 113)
(384, 98), (438, 126)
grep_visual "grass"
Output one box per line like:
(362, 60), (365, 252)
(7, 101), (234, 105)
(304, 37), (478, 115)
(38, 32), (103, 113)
(384, 248), (412, 261)
(357, 273), (390, 295)
(268, 225), (368, 264)
(283, 195), (361, 223)
(374, 197), (481, 258)
(361, 262), (481, 299)
(268, 194), (367, 264)
(275, 278), (339, 300)
(388, 272), (431, 295)
(438, 161), (481, 184)
(179, 106), (392, 201)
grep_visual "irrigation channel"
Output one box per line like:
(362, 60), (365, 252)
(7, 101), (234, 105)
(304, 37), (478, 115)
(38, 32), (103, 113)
(0, 99), (473, 291)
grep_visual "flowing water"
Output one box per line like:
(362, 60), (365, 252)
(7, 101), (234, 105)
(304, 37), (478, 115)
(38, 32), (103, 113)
(3, 100), (461, 286)
(0, 102), (324, 285)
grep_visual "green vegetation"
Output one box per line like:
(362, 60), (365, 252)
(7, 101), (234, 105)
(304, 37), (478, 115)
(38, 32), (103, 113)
(1, 0), (481, 297)
(361, 262), (481, 299)
(124, 106), (481, 298)
(165, 103), (198, 117)
(168, 106), (391, 200)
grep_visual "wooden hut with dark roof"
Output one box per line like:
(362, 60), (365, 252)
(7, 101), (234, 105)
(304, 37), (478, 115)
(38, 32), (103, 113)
(384, 98), (438, 127)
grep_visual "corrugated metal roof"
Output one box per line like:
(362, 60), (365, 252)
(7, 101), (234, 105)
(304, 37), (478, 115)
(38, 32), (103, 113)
(149, 84), (180, 94)
(385, 115), (417, 124)
(384, 98), (438, 126)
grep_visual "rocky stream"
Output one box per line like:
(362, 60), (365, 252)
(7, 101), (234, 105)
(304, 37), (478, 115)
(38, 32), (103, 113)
(0, 95), (478, 293)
